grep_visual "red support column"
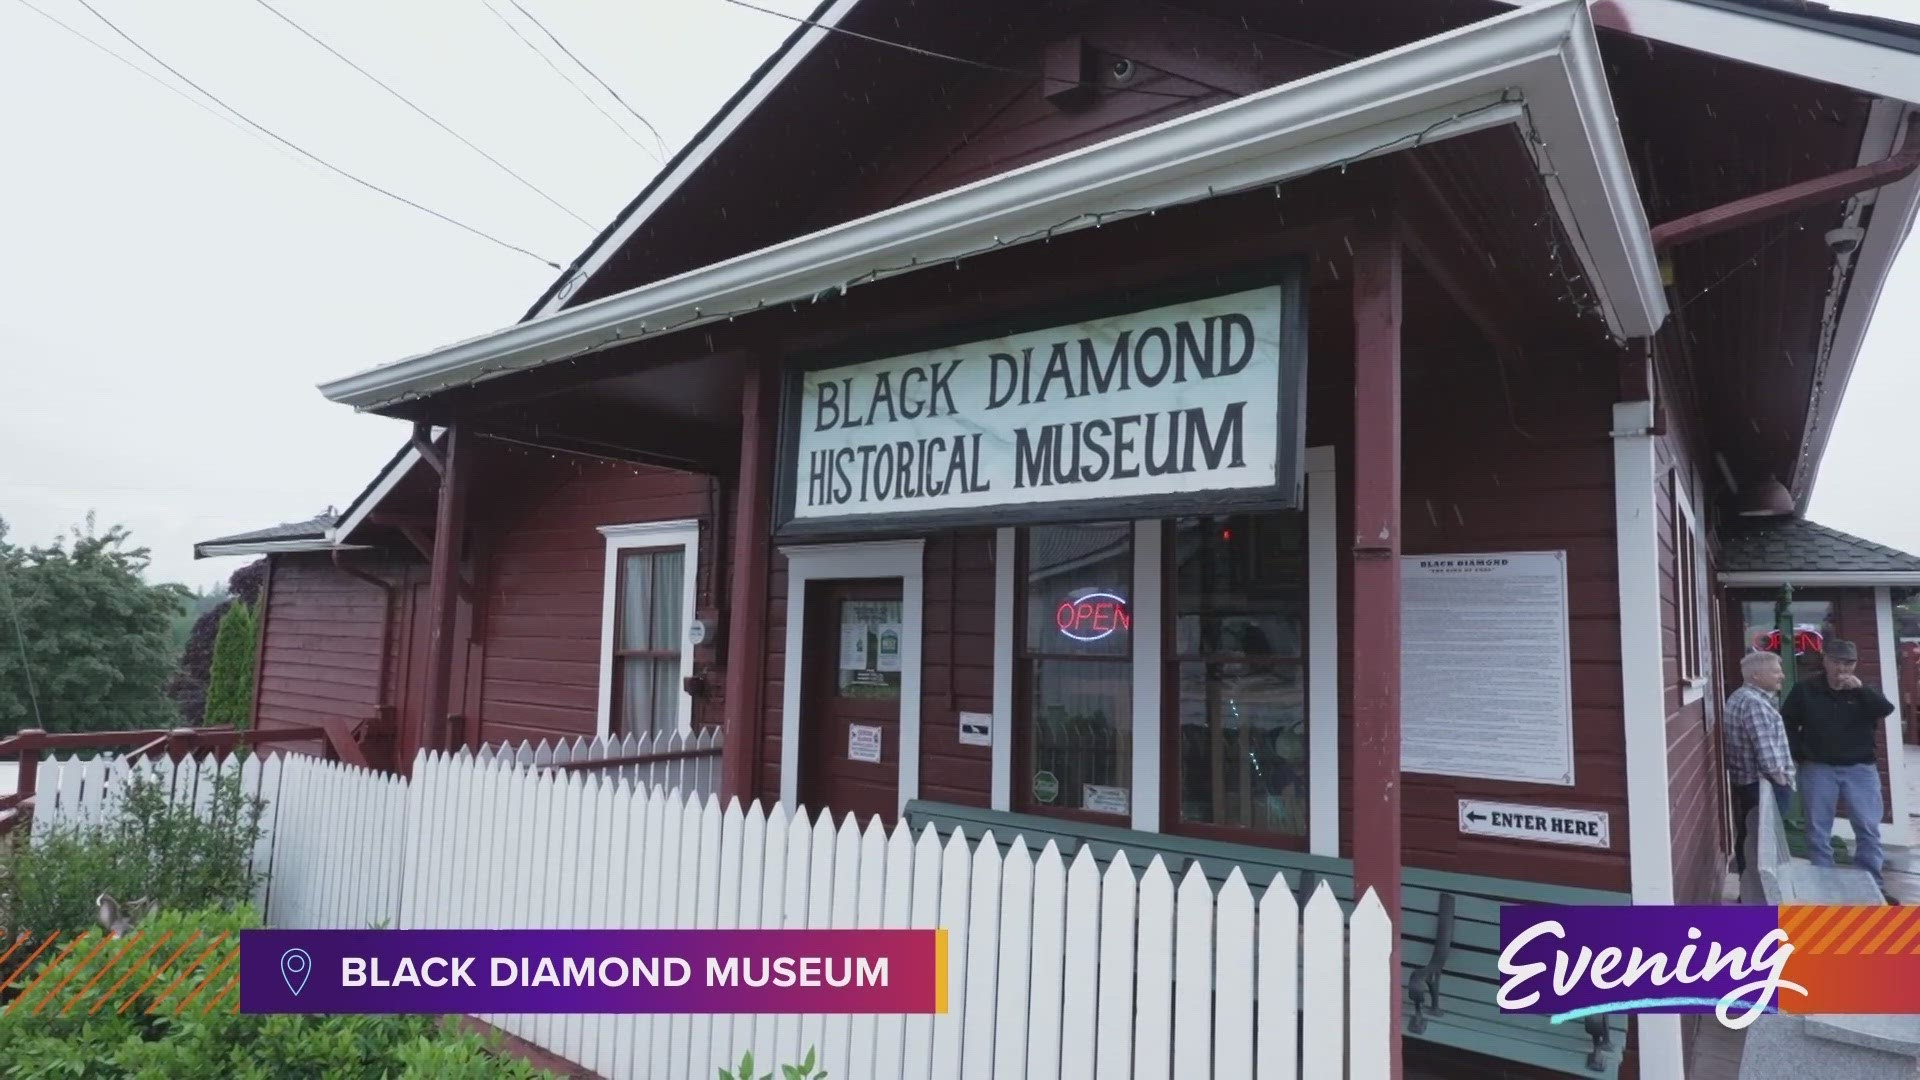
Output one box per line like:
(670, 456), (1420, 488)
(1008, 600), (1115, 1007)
(421, 424), (470, 758)
(1352, 230), (1405, 1080)
(721, 360), (778, 806)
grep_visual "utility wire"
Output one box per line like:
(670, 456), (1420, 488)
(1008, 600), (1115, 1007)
(70, 0), (562, 268)
(481, 0), (658, 159)
(719, 0), (1213, 101)
(250, 0), (596, 229)
(0, 569), (45, 729)
(11, 0), (278, 151)
(503, 0), (669, 158)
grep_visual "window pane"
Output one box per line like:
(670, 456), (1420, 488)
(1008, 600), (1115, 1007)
(1174, 513), (1305, 657)
(1740, 597), (1836, 684)
(619, 552), (655, 650)
(1025, 523), (1132, 658)
(1177, 662), (1306, 832)
(649, 549), (685, 651)
(1172, 511), (1308, 838)
(652, 657), (680, 736)
(838, 599), (904, 699)
(620, 657), (659, 737)
(1024, 658), (1131, 814)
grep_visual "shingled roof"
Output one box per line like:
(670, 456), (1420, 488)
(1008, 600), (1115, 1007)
(193, 512), (338, 559)
(1717, 517), (1920, 580)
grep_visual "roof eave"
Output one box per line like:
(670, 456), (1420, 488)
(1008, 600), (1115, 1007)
(319, 0), (1664, 413)
(193, 539), (366, 560)
(1719, 571), (1920, 586)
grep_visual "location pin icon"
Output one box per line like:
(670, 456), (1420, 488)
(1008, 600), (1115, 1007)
(280, 948), (312, 997)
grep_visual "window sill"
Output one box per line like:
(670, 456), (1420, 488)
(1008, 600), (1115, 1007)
(1681, 679), (1707, 706)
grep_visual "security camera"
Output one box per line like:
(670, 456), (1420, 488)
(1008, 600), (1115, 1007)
(1826, 226), (1865, 257)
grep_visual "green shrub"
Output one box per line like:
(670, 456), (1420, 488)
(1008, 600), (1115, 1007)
(0, 907), (550, 1079)
(202, 601), (257, 730)
(720, 1046), (828, 1080)
(0, 765), (264, 935)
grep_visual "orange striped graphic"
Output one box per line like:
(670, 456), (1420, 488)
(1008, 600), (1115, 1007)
(92, 931), (174, 1015)
(63, 933), (146, 1015)
(174, 948), (238, 1014)
(199, 973), (239, 1016)
(0, 931), (31, 972)
(119, 931), (202, 1015)
(34, 931), (112, 1015)
(1784, 905), (1920, 955)
(1893, 914), (1920, 956)
(148, 933), (229, 1014)
(4, 934), (82, 1015)
(0, 932), (59, 1000)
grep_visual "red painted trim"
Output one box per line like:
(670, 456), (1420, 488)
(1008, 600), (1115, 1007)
(421, 425), (470, 755)
(721, 360), (778, 805)
(1652, 144), (1920, 251)
(1350, 230), (1404, 1080)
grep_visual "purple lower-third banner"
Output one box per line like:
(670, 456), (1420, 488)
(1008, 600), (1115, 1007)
(239, 929), (947, 1014)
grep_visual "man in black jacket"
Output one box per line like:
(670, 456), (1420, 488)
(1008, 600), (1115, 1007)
(1782, 639), (1897, 898)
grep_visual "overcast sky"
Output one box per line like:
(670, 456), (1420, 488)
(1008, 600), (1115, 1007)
(1, 0), (1917, 589)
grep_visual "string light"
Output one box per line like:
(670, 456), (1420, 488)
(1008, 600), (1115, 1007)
(378, 90), (1636, 408)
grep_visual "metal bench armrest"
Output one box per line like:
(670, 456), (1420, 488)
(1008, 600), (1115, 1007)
(1405, 892), (1454, 1034)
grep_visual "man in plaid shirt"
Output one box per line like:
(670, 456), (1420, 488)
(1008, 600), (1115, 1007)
(1727, 649), (1796, 874)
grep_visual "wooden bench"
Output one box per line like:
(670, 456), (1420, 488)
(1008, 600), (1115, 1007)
(905, 800), (1630, 1078)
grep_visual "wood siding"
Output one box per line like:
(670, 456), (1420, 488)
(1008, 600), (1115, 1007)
(254, 553), (410, 758)
(475, 452), (724, 748)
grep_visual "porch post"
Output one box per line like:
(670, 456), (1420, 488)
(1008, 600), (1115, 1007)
(1351, 231), (1404, 1080)
(421, 423), (469, 757)
(721, 359), (778, 806)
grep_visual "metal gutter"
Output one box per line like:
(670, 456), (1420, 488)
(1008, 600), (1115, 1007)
(1719, 570), (1920, 586)
(193, 539), (368, 560)
(319, 0), (1665, 413)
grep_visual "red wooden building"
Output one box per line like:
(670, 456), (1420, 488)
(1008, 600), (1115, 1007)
(198, 1), (1920, 1076)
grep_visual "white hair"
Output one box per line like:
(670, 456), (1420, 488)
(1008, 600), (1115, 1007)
(1741, 650), (1783, 678)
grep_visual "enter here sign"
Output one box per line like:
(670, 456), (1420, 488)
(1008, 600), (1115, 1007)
(1457, 799), (1610, 849)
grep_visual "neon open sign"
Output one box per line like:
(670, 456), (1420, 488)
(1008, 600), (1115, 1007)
(1056, 592), (1131, 642)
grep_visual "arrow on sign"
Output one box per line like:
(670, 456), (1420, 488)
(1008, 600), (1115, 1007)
(1467, 812), (1487, 823)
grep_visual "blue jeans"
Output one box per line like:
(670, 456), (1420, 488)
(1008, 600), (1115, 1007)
(1801, 762), (1885, 886)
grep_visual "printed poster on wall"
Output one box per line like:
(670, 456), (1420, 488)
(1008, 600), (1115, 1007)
(778, 279), (1308, 532)
(1400, 551), (1576, 786)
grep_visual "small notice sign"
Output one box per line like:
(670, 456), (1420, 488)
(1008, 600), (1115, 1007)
(1083, 784), (1129, 816)
(1458, 800), (1609, 849)
(848, 724), (883, 764)
(958, 712), (992, 747)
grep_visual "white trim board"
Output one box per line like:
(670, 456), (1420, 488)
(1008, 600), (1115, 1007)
(322, 0), (1664, 411)
(776, 539), (926, 818)
(596, 520), (702, 740)
(985, 445), (1339, 850)
(1719, 571), (1920, 587)
(193, 539), (366, 559)
(1611, 400), (1685, 1080)
(1878, 586), (1911, 846)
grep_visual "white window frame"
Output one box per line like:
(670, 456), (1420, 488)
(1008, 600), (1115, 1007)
(1673, 472), (1708, 704)
(991, 445), (1340, 854)
(596, 519), (701, 739)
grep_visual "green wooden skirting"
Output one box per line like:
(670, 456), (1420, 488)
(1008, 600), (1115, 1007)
(905, 800), (1630, 1079)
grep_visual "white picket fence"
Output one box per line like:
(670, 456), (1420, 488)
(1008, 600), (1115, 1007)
(473, 727), (723, 798)
(22, 743), (1393, 1079)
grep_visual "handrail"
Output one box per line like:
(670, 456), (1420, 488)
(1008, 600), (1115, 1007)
(549, 744), (722, 772)
(0, 718), (371, 837)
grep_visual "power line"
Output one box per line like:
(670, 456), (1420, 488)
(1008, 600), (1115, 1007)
(11, 0), (277, 150)
(481, 0), (658, 159)
(0, 569), (45, 729)
(503, 0), (669, 158)
(250, 0), (596, 230)
(718, 0), (1214, 101)
(69, 0), (562, 268)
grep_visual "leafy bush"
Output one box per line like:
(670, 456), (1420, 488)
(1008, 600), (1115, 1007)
(0, 765), (264, 935)
(202, 600), (257, 729)
(0, 906), (550, 1079)
(720, 1046), (828, 1080)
